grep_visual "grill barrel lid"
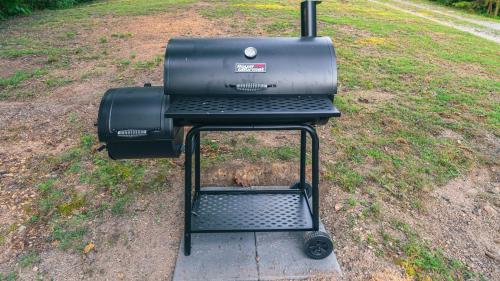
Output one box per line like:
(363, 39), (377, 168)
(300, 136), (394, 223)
(164, 37), (337, 97)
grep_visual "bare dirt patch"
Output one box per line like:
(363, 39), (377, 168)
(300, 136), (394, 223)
(370, 268), (412, 281)
(380, 166), (500, 279)
(348, 89), (396, 106)
(0, 59), (45, 79)
(202, 161), (301, 187)
(114, 11), (224, 61)
(423, 167), (500, 278)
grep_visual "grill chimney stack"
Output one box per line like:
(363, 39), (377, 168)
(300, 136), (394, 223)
(301, 0), (321, 37)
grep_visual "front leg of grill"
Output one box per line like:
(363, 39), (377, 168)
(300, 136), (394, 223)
(184, 128), (196, 256)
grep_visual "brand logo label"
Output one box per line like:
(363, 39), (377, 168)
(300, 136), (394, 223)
(235, 63), (266, 73)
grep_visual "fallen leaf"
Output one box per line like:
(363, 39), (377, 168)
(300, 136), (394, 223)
(83, 242), (94, 254)
(358, 97), (369, 104)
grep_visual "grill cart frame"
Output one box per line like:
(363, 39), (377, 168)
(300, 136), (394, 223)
(183, 124), (333, 259)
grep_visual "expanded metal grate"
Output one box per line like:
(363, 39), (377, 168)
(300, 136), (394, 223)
(165, 96), (340, 124)
(191, 191), (313, 232)
(169, 96), (333, 112)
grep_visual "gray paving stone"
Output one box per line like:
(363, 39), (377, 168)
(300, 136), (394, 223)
(173, 233), (258, 281)
(173, 229), (341, 281)
(256, 231), (342, 280)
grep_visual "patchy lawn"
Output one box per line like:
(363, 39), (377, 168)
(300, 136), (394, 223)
(0, 0), (498, 280)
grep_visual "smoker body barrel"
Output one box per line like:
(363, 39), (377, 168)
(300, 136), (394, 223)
(164, 37), (337, 97)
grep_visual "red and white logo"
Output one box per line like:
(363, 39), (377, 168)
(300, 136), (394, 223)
(235, 63), (267, 73)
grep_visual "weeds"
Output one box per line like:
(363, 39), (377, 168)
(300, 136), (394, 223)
(0, 69), (45, 88)
(326, 163), (364, 192)
(133, 55), (163, 70)
(45, 76), (72, 87)
(378, 220), (478, 280)
(0, 272), (17, 281)
(111, 195), (131, 215)
(18, 251), (40, 268)
(52, 219), (87, 250)
(111, 32), (132, 39)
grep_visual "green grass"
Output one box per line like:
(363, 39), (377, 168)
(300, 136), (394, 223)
(0, 37), (69, 59)
(200, 136), (300, 165)
(51, 215), (88, 251)
(12, 0), (197, 26)
(326, 163), (365, 192)
(381, 220), (479, 281)
(111, 32), (133, 39)
(45, 76), (73, 87)
(0, 272), (17, 281)
(133, 55), (163, 70)
(0, 69), (45, 87)
(18, 251), (41, 268)
(111, 195), (132, 215)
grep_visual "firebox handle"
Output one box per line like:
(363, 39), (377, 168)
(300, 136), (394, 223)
(301, 0), (321, 37)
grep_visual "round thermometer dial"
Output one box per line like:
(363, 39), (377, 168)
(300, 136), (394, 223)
(244, 47), (257, 59)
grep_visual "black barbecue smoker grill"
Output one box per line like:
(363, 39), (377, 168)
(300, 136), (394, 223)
(97, 0), (340, 259)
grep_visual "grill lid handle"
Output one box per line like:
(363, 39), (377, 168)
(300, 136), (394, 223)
(227, 83), (277, 92)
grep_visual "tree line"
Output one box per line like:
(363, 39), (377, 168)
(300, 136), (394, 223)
(1, 0), (92, 19)
(430, 0), (499, 17)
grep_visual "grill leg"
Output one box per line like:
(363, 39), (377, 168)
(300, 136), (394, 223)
(195, 132), (201, 193)
(184, 233), (191, 256)
(300, 129), (307, 190)
(308, 126), (320, 231)
(184, 129), (196, 256)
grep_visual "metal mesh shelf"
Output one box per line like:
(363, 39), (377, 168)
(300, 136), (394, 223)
(165, 95), (340, 125)
(191, 190), (313, 232)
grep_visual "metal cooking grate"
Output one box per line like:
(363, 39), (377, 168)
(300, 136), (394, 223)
(191, 192), (313, 232)
(168, 95), (333, 113)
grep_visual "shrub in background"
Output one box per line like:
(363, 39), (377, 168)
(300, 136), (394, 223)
(0, 0), (92, 19)
(429, 0), (499, 16)
(0, 0), (31, 18)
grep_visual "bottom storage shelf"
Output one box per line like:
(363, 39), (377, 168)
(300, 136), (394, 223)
(191, 189), (313, 232)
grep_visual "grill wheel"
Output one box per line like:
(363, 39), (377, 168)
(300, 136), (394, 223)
(304, 230), (334, 259)
(290, 181), (312, 198)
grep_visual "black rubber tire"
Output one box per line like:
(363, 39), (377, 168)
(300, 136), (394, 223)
(290, 181), (312, 198)
(304, 231), (333, 259)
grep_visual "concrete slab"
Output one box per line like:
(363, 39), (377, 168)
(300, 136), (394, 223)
(256, 231), (342, 280)
(172, 230), (341, 281)
(172, 233), (258, 281)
